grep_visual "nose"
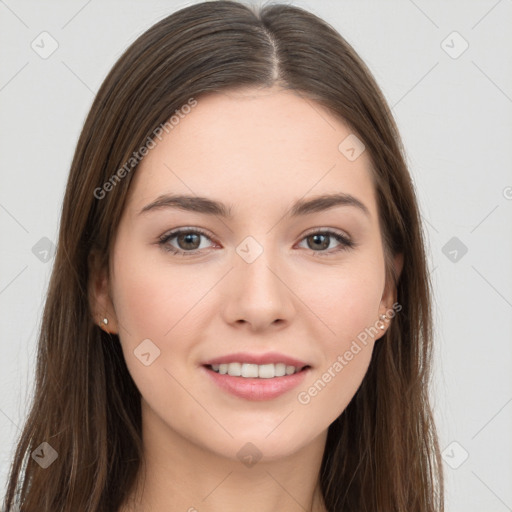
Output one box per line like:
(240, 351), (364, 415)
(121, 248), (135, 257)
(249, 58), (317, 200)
(221, 243), (295, 332)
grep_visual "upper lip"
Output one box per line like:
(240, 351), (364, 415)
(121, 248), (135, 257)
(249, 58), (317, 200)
(202, 351), (310, 368)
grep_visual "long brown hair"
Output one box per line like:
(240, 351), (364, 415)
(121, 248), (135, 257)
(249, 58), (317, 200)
(2, 1), (444, 510)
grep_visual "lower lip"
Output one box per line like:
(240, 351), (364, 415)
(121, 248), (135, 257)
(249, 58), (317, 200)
(202, 365), (310, 401)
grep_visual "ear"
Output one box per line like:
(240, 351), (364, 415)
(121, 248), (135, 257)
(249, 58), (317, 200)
(88, 248), (119, 334)
(378, 252), (404, 331)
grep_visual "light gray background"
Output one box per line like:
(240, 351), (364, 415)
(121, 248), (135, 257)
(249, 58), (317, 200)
(1, 0), (511, 510)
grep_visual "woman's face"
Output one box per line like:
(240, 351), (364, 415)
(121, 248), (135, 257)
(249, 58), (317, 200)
(100, 86), (398, 462)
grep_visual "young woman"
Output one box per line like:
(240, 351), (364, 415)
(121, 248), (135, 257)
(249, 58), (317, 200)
(3, 1), (444, 511)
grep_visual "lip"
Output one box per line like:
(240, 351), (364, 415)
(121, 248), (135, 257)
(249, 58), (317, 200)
(201, 365), (311, 401)
(202, 351), (309, 368)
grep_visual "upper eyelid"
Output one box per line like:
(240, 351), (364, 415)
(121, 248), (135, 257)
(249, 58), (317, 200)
(300, 226), (351, 239)
(160, 227), (215, 242)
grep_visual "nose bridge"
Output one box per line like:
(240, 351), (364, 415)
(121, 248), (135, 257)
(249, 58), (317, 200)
(223, 232), (294, 328)
(235, 233), (283, 298)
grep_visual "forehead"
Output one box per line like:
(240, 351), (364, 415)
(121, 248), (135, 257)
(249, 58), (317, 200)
(125, 86), (378, 220)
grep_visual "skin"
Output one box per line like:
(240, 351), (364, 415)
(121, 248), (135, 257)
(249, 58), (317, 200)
(90, 85), (403, 512)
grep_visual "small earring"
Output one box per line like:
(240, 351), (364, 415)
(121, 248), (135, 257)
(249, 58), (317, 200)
(378, 314), (387, 330)
(102, 317), (108, 325)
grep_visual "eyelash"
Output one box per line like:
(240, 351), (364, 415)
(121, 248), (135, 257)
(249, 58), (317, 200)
(157, 227), (356, 257)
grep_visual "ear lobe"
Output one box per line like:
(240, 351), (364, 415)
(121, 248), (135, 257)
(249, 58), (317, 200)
(87, 249), (118, 334)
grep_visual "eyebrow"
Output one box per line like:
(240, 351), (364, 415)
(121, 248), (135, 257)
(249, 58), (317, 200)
(138, 192), (371, 219)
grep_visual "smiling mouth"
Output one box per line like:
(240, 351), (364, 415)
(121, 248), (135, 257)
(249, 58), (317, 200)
(205, 362), (310, 378)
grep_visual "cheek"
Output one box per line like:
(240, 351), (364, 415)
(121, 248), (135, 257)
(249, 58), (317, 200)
(299, 260), (384, 347)
(111, 242), (203, 341)
(293, 259), (384, 418)
(110, 243), (222, 398)
(109, 250), (205, 420)
(295, 287), (381, 428)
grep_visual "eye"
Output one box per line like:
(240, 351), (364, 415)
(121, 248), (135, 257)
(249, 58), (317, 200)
(158, 228), (355, 256)
(158, 228), (215, 256)
(296, 229), (355, 256)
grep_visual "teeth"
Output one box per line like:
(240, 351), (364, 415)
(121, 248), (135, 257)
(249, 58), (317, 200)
(275, 363), (286, 377)
(209, 362), (303, 378)
(242, 363), (259, 378)
(227, 362), (242, 376)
